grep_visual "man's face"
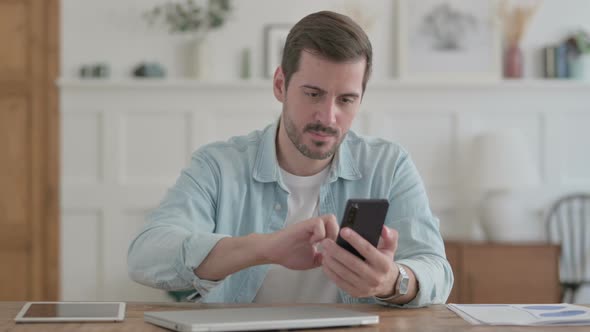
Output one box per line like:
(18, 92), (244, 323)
(278, 51), (365, 160)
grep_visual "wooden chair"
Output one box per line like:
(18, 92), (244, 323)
(546, 193), (590, 303)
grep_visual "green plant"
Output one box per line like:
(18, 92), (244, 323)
(144, 0), (232, 34)
(573, 31), (590, 54)
(565, 30), (590, 58)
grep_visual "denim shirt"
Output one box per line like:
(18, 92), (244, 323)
(128, 121), (453, 307)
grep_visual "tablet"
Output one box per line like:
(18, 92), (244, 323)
(14, 302), (126, 323)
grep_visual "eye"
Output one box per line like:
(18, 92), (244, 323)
(340, 97), (355, 104)
(304, 91), (320, 98)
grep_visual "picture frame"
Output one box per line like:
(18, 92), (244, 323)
(264, 24), (292, 78)
(397, 0), (502, 82)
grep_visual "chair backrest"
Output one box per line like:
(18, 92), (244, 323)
(546, 193), (590, 284)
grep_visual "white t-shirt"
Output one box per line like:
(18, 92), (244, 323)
(253, 166), (340, 303)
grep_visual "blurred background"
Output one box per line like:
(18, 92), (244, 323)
(1, 0), (589, 304)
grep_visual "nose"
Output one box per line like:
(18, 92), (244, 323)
(315, 98), (337, 125)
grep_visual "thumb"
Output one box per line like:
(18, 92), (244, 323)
(307, 218), (327, 244)
(377, 226), (398, 256)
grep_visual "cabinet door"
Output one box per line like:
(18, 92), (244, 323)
(444, 243), (461, 303)
(461, 245), (560, 303)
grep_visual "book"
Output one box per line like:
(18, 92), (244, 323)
(447, 303), (590, 326)
(555, 44), (570, 78)
(543, 46), (556, 78)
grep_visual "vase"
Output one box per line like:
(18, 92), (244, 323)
(570, 54), (590, 81)
(187, 35), (209, 79)
(504, 44), (523, 79)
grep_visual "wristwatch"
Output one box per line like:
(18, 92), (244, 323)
(375, 264), (409, 301)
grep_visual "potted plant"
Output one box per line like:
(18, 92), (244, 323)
(143, 0), (232, 78)
(566, 30), (590, 80)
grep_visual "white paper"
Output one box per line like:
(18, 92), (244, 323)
(447, 303), (590, 326)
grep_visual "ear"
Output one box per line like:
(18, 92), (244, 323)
(273, 66), (286, 103)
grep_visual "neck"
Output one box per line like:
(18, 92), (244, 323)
(276, 118), (333, 176)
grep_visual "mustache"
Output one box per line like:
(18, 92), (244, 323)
(304, 123), (338, 136)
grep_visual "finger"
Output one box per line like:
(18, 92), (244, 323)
(377, 226), (398, 255)
(322, 214), (339, 241)
(323, 239), (387, 296)
(372, 227), (398, 274)
(322, 250), (364, 287)
(339, 227), (383, 266)
(322, 262), (361, 297)
(321, 239), (371, 279)
(308, 218), (327, 244)
(313, 250), (323, 266)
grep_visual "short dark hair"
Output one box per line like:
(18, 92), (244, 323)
(280, 11), (373, 94)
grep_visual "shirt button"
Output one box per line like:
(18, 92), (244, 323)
(274, 204), (281, 211)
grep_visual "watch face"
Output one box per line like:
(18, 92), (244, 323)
(399, 275), (410, 294)
(398, 266), (410, 295)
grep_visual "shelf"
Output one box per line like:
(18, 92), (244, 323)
(56, 78), (272, 89)
(370, 79), (590, 90)
(57, 78), (590, 90)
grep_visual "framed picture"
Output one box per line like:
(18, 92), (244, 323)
(264, 24), (291, 78)
(397, 0), (502, 81)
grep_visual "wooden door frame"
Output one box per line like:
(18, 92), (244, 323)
(46, 0), (60, 301)
(30, 0), (60, 300)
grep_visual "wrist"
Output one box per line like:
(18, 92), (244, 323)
(254, 232), (275, 265)
(375, 263), (400, 298)
(375, 263), (410, 302)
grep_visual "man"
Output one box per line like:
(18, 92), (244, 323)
(128, 11), (453, 307)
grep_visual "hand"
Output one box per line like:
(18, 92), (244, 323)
(263, 214), (339, 270)
(320, 225), (399, 298)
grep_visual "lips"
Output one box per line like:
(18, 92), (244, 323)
(308, 131), (333, 140)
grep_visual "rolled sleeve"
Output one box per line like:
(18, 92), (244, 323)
(175, 232), (231, 297)
(375, 256), (453, 308)
(128, 150), (228, 296)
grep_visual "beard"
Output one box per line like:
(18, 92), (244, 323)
(282, 108), (343, 160)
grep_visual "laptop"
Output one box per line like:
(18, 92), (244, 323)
(144, 305), (379, 331)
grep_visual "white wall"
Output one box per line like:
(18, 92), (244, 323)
(59, 0), (590, 301)
(62, 0), (590, 80)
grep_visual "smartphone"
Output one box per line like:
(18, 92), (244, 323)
(336, 199), (389, 260)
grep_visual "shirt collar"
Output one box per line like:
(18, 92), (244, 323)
(252, 119), (362, 183)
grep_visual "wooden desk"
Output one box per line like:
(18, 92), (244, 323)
(1, 302), (589, 331)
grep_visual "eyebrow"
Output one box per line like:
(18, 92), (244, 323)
(300, 84), (360, 99)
